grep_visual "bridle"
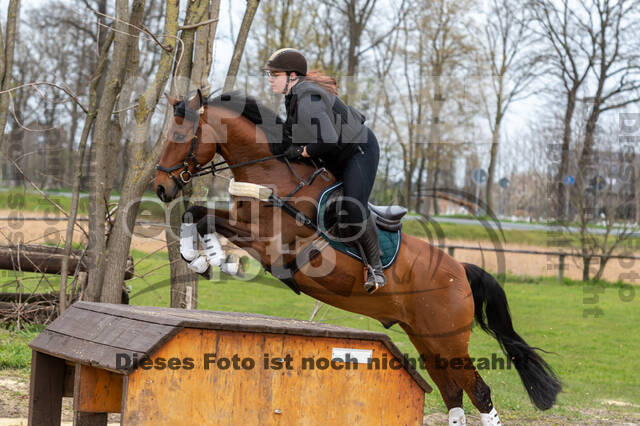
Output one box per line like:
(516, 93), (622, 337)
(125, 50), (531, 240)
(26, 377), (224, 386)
(155, 102), (207, 188)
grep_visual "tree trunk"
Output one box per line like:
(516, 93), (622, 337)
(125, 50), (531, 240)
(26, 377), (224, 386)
(86, 0), (144, 302)
(60, 32), (114, 311)
(555, 90), (576, 219)
(166, 0), (216, 310)
(415, 155), (426, 213)
(582, 256), (591, 282)
(223, 0), (260, 92)
(427, 75), (443, 216)
(578, 105), (601, 183)
(0, 0), (20, 151)
(486, 115), (501, 214)
(191, 0), (220, 90)
(100, 0), (180, 304)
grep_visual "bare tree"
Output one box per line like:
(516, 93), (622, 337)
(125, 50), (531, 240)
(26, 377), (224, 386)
(422, 0), (476, 215)
(574, 0), (640, 188)
(479, 0), (538, 213)
(568, 120), (638, 281)
(320, 0), (407, 102)
(59, 31), (115, 312)
(86, 0), (146, 302)
(531, 0), (597, 218)
(100, 0), (183, 303)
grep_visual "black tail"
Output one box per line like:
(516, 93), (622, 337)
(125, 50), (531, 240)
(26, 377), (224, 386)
(463, 263), (562, 410)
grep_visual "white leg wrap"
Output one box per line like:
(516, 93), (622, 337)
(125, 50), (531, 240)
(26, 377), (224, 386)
(221, 258), (240, 276)
(180, 223), (199, 262)
(187, 256), (209, 274)
(448, 407), (466, 426)
(480, 407), (501, 426)
(200, 233), (225, 267)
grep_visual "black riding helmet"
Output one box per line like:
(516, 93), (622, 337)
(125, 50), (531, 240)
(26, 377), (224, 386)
(263, 48), (307, 76)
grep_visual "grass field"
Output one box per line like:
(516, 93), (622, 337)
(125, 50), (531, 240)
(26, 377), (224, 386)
(1, 189), (639, 421)
(2, 247), (639, 422)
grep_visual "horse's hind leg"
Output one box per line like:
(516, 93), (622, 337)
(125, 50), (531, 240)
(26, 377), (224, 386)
(403, 329), (500, 425)
(402, 330), (464, 421)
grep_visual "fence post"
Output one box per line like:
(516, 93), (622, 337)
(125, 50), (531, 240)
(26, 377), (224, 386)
(447, 247), (455, 257)
(557, 254), (565, 281)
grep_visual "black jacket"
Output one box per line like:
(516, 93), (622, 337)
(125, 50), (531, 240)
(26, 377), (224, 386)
(283, 81), (367, 169)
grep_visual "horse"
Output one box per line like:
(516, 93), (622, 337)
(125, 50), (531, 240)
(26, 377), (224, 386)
(154, 90), (561, 425)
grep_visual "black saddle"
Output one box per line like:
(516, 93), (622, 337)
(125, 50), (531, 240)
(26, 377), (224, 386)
(369, 203), (407, 232)
(322, 189), (407, 234)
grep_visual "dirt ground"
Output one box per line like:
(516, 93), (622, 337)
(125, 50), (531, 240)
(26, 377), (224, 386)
(1, 212), (638, 284)
(1, 370), (638, 425)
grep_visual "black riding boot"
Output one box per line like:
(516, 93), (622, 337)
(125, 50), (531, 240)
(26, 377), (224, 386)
(357, 215), (386, 293)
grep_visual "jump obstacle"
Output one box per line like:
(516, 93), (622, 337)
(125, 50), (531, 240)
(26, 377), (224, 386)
(28, 302), (431, 425)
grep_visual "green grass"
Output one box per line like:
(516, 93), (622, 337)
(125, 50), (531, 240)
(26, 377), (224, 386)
(403, 218), (560, 246)
(4, 248), (639, 420)
(0, 188), (160, 219)
(0, 324), (44, 369)
(129, 256), (640, 421)
(403, 217), (640, 249)
(0, 188), (89, 216)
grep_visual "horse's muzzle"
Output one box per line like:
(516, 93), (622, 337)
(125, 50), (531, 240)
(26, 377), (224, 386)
(156, 183), (178, 203)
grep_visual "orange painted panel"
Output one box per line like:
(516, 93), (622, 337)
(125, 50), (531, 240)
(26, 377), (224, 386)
(75, 363), (123, 413)
(123, 328), (424, 425)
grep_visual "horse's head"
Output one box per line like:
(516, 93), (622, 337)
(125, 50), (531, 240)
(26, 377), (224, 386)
(155, 90), (219, 202)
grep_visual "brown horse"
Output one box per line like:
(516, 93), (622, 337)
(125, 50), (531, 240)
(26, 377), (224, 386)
(154, 91), (561, 424)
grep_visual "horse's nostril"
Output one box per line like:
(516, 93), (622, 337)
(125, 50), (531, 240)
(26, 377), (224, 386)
(156, 185), (165, 200)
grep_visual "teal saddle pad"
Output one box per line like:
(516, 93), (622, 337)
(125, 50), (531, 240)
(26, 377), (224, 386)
(316, 182), (401, 269)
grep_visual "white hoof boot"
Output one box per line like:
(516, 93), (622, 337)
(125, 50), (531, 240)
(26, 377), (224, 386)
(179, 223), (199, 261)
(200, 233), (225, 267)
(480, 407), (501, 426)
(187, 256), (209, 274)
(448, 407), (466, 426)
(221, 256), (240, 276)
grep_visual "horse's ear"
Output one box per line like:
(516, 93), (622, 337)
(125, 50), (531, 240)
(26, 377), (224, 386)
(197, 88), (204, 107)
(165, 92), (178, 106)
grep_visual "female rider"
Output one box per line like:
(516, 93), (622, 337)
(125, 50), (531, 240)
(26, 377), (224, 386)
(264, 48), (386, 293)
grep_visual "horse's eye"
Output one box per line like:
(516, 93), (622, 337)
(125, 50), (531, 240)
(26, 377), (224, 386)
(174, 132), (186, 141)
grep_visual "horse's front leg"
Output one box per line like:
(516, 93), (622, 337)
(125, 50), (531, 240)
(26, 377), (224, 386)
(180, 206), (252, 276)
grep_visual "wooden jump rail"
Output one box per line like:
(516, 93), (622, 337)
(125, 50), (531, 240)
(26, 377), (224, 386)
(0, 245), (133, 320)
(0, 244), (134, 280)
(437, 244), (640, 281)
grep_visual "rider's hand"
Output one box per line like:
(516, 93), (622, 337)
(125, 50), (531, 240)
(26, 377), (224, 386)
(284, 145), (304, 160)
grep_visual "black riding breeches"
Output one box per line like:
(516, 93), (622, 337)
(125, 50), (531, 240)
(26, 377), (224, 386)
(340, 127), (380, 226)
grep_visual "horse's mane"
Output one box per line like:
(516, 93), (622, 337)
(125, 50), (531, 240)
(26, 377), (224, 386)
(204, 91), (288, 155)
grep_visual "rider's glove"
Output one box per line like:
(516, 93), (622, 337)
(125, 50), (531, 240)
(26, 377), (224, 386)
(284, 145), (304, 160)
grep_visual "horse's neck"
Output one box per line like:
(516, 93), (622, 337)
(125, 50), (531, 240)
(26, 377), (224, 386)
(206, 107), (274, 183)
(206, 105), (334, 195)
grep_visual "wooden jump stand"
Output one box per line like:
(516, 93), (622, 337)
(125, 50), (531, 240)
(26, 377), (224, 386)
(28, 302), (431, 425)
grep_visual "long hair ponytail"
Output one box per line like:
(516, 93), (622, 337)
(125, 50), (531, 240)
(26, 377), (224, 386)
(303, 70), (339, 95)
